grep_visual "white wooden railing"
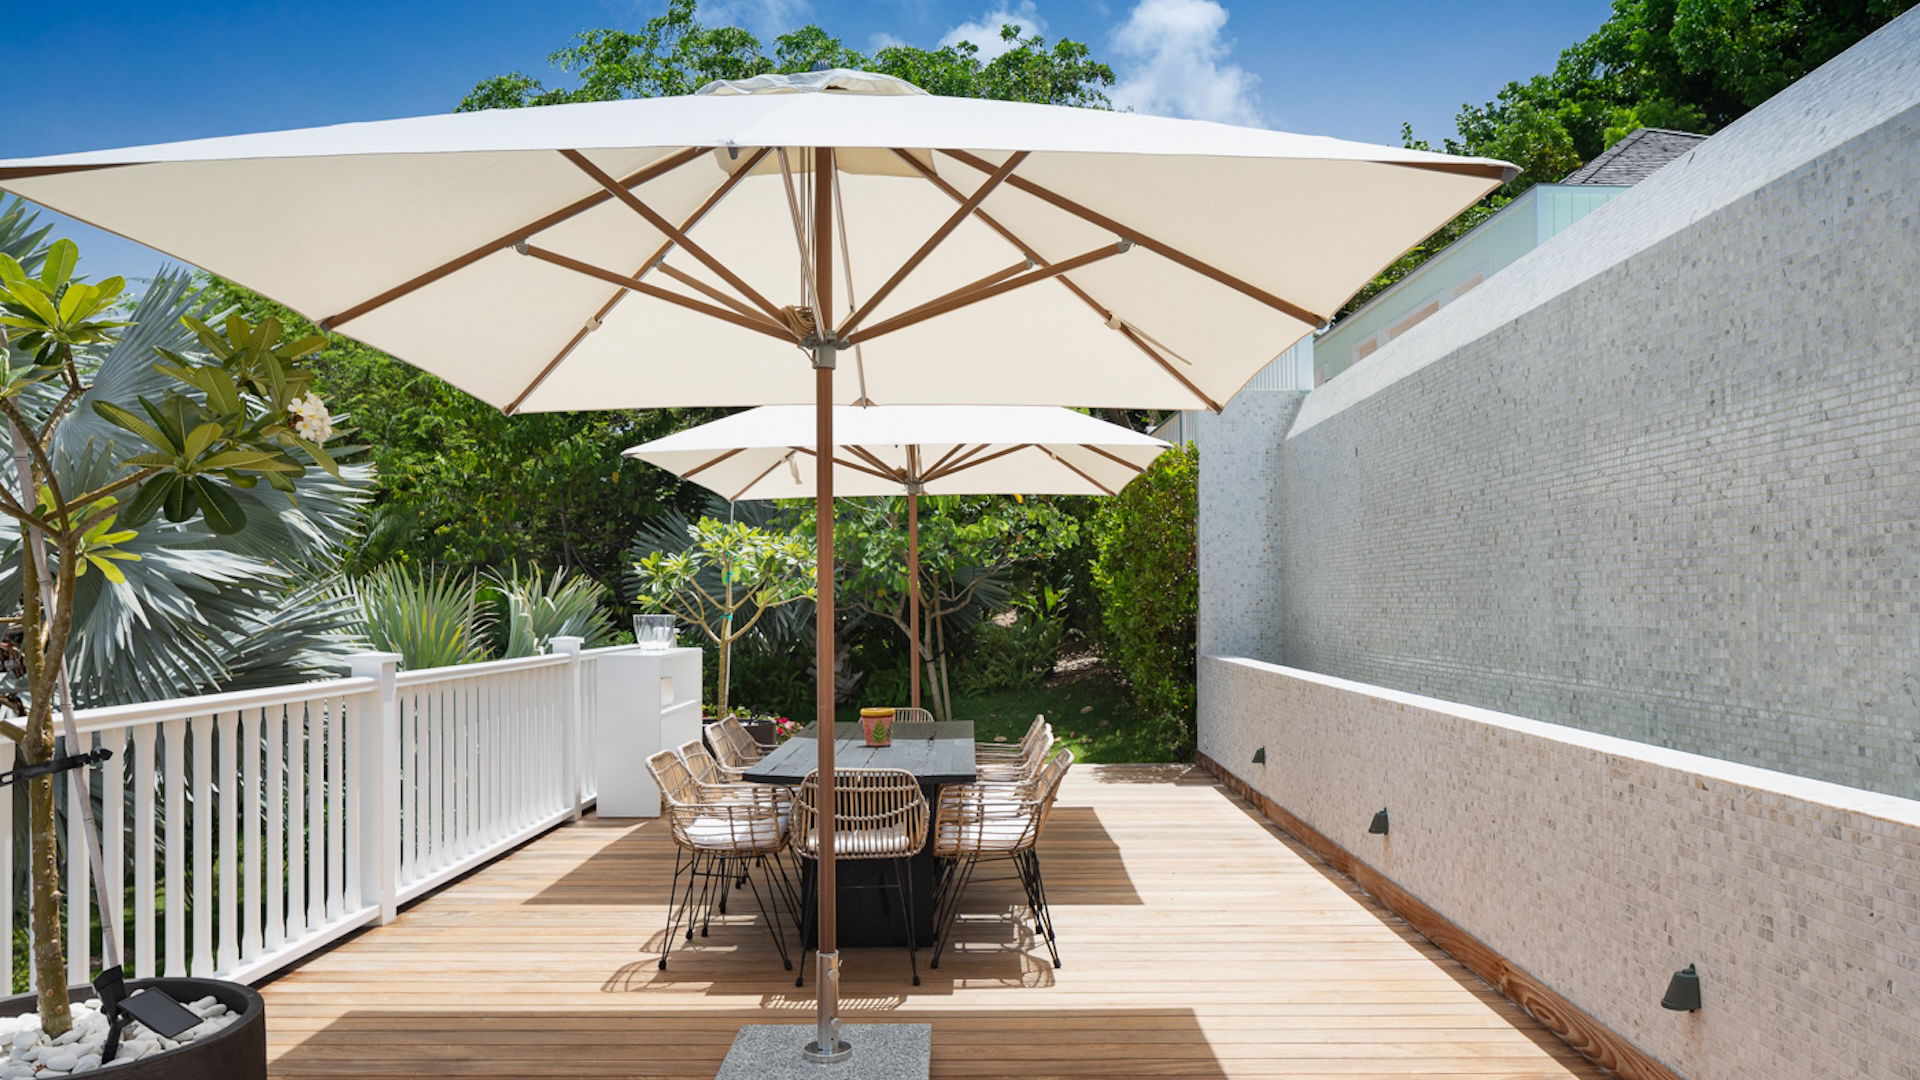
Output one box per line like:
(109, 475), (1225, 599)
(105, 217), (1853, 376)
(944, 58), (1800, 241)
(7, 639), (636, 991)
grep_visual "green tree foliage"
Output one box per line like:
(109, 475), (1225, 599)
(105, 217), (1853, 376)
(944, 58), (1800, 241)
(1090, 443), (1196, 754)
(1348, 0), (1915, 316)
(0, 230), (343, 1033)
(456, 0), (1114, 111)
(629, 516), (814, 718)
(834, 495), (1082, 722)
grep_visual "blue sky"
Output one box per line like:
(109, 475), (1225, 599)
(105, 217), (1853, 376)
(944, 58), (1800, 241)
(6, 0), (1611, 279)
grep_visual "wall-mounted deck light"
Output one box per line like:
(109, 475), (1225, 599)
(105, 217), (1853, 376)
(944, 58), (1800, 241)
(1368, 809), (1389, 835)
(1251, 746), (1266, 764)
(1661, 965), (1701, 1011)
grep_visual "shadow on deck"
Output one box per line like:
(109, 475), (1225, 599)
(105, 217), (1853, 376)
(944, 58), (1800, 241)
(263, 765), (1602, 1080)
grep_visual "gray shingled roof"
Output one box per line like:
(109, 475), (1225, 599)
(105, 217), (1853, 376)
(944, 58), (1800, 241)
(1561, 127), (1709, 185)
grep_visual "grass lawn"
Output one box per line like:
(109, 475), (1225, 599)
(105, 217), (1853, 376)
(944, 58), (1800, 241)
(837, 670), (1181, 764)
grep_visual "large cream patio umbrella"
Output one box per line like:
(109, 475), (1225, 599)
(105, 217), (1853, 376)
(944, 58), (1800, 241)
(626, 404), (1169, 714)
(0, 66), (1514, 1064)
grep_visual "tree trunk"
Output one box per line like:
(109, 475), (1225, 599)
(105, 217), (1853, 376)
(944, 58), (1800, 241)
(934, 614), (954, 724)
(19, 529), (70, 1035)
(716, 572), (734, 717)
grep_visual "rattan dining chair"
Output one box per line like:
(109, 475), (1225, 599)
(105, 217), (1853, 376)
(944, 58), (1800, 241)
(791, 768), (930, 986)
(976, 725), (1054, 784)
(708, 718), (764, 779)
(891, 707), (936, 725)
(680, 737), (743, 784)
(977, 714), (1048, 762)
(716, 715), (768, 762)
(644, 748), (796, 972)
(678, 738), (800, 905)
(929, 747), (1074, 971)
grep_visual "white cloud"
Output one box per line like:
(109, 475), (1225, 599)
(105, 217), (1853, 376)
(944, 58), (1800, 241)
(868, 30), (908, 52)
(939, 2), (1045, 61)
(1109, 0), (1262, 126)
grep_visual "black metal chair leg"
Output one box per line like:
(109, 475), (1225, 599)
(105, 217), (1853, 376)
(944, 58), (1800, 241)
(895, 857), (921, 987)
(693, 852), (721, 938)
(659, 847), (691, 969)
(930, 855), (974, 970)
(795, 860), (816, 988)
(1022, 849), (1061, 968)
(745, 856), (793, 972)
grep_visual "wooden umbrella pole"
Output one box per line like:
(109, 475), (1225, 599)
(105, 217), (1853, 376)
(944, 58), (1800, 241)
(805, 145), (850, 1065)
(908, 487), (921, 713)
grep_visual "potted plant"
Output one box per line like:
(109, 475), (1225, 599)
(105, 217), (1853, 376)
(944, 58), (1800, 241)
(723, 707), (787, 750)
(0, 238), (340, 1078)
(859, 707), (894, 747)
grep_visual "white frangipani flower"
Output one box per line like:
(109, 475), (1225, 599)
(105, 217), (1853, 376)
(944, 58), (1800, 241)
(286, 391), (333, 444)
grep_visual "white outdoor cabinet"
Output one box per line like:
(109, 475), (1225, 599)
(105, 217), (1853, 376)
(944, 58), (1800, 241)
(593, 646), (703, 817)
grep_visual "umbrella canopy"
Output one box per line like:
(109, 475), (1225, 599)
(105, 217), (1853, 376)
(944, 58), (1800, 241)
(627, 404), (1171, 716)
(625, 404), (1168, 500)
(0, 68), (1514, 1063)
(0, 70), (1512, 414)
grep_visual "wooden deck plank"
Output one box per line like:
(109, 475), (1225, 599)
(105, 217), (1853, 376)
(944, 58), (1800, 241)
(263, 765), (1603, 1079)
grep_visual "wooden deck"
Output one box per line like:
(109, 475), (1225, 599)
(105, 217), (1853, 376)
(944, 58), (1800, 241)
(264, 765), (1604, 1079)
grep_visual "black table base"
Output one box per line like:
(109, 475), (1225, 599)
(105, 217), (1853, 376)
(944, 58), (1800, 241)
(745, 723), (978, 951)
(797, 779), (943, 948)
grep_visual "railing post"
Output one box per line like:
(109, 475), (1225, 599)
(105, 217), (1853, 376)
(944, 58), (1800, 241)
(553, 636), (585, 822)
(349, 652), (403, 925)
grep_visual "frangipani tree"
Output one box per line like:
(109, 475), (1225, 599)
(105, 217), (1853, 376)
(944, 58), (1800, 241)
(0, 237), (341, 1033)
(630, 517), (813, 718)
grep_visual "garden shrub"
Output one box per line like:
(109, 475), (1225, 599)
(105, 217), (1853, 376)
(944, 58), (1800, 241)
(1090, 442), (1198, 751)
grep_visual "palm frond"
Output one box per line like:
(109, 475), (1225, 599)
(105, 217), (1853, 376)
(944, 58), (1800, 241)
(484, 564), (618, 658)
(338, 563), (489, 670)
(0, 199), (371, 705)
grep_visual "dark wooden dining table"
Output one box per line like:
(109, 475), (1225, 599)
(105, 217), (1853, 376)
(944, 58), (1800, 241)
(741, 720), (976, 946)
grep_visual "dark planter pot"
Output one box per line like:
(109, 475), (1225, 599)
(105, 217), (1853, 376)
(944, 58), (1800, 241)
(0, 978), (266, 1079)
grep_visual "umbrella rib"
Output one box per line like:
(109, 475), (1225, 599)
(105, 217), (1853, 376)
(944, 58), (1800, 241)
(891, 149), (1223, 411)
(921, 443), (969, 479)
(938, 147), (1328, 326)
(786, 445), (901, 485)
(847, 242), (1130, 345)
(1087, 305), (1225, 412)
(320, 145), (706, 330)
(1079, 443), (1152, 474)
(682, 446), (748, 480)
(560, 149), (788, 326)
(730, 454), (792, 501)
(1042, 447), (1116, 496)
(521, 244), (798, 343)
(845, 444), (911, 483)
(922, 442), (992, 482)
(837, 150), (1029, 339)
(924, 443), (1032, 483)
(916, 261), (1036, 309)
(504, 147), (769, 415)
(654, 263), (790, 332)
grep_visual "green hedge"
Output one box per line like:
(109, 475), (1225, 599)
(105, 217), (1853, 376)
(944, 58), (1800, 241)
(1091, 442), (1198, 752)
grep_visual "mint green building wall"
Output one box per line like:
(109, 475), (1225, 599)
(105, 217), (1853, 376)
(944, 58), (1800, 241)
(1313, 184), (1628, 385)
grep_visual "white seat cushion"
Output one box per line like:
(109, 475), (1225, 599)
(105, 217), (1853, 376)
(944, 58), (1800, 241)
(684, 812), (787, 850)
(798, 824), (915, 858)
(935, 819), (1033, 854)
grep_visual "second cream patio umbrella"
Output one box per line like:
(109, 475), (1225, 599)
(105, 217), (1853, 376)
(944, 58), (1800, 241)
(626, 404), (1170, 714)
(0, 66), (1514, 1064)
